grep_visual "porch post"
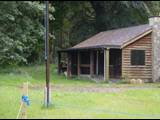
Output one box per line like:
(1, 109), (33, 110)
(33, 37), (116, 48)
(96, 50), (99, 75)
(67, 52), (72, 77)
(58, 51), (61, 74)
(90, 50), (94, 77)
(77, 51), (80, 76)
(104, 48), (110, 82)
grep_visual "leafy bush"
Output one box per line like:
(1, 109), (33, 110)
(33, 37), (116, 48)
(0, 1), (54, 66)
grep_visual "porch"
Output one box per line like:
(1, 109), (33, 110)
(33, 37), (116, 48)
(58, 48), (122, 81)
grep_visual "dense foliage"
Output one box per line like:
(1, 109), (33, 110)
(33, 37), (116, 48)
(0, 1), (54, 66)
(0, 1), (160, 66)
(0, 1), (44, 66)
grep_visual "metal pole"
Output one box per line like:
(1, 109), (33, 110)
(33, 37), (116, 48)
(44, 1), (50, 107)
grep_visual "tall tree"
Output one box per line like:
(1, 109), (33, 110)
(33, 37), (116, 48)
(90, 1), (149, 32)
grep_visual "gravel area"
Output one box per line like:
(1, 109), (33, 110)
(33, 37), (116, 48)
(26, 84), (160, 93)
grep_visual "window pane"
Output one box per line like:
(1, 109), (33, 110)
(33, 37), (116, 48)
(131, 50), (145, 65)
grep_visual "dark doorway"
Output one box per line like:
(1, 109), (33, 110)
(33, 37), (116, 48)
(109, 49), (122, 79)
(71, 51), (78, 75)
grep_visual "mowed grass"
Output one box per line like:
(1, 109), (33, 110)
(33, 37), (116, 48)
(0, 65), (160, 119)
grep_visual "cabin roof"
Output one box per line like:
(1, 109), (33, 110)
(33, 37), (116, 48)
(66, 24), (152, 50)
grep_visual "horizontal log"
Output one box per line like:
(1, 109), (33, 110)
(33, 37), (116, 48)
(122, 67), (152, 69)
(123, 73), (152, 77)
(122, 54), (151, 56)
(122, 75), (152, 78)
(123, 71), (152, 73)
(122, 71), (152, 73)
(122, 62), (152, 65)
(122, 66), (152, 68)
(122, 66), (152, 69)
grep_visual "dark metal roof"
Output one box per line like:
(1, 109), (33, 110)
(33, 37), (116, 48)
(69, 24), (152, 50)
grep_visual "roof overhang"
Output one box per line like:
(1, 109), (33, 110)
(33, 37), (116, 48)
(58, 45), (121, 52)
(70, 44), (121, 50)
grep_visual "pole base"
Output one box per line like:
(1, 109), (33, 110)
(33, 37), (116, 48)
(44, 86), (52, 107)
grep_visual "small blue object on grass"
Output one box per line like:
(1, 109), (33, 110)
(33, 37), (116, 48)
(22, 95), (30, 106)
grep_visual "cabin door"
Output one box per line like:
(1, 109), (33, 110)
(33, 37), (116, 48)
(109, 49), (122, 79)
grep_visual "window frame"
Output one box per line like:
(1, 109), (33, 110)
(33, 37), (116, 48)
(130, 49), (146, 66)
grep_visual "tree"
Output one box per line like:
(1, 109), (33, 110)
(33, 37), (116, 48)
(0, 1), (54, 66)
(90, 1), (149, 32)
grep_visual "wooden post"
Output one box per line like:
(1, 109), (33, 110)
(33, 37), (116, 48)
(17, 82), (28, 119)
(96, 50), (99, 75)
(90, 50), (94, 77)
(69, 52), (72, 77)
(67, 52), (72, 77)
(58, 52), (61, 74)
(22, 83), (28, 119)
(104, 48), (110, 82)
(104, 50), (106, 81)
(106, 48), (110, 81)
(77, 51), (80, 76)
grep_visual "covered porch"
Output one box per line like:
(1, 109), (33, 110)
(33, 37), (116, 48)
(58, 48), (122, 81)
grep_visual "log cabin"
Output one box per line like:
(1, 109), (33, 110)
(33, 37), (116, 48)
(57, 16), (160, 83)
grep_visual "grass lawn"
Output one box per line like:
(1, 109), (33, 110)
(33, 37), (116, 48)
(0, 64), (160, 119)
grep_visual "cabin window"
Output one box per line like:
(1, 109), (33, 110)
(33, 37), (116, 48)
(131, 50), (145, 65)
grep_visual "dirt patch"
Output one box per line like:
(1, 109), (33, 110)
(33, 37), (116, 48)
(24, 84), (159, 93)
(53, 85), (123, 93)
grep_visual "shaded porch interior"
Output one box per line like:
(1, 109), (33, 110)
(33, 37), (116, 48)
(58, 48), (122, 80)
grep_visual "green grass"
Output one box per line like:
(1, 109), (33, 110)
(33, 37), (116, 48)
(0, 64), (95, 86)
(0, 64), (160, 119)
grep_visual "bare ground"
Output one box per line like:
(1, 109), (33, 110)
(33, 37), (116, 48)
(26, 84), (160, 93)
